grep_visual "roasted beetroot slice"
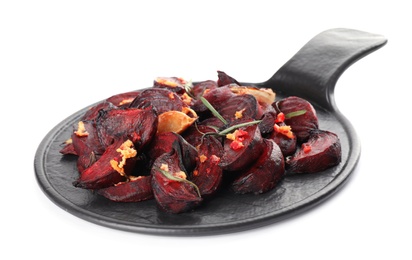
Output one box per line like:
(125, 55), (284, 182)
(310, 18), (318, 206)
(73, 139), (137, 189)
(220, 124), (265, 171)
(191, 86), (235, 113)
(217, 70), (240, 87)
(217, 94), (259, 124)
(276, 96), (319, 142)
(106, 90), (141, 108)
(129, 88), (186, 114)
(286, 129), (341, 174)
(192, 135), (224, 197)
(191, 80), (218, 99)
(97, 176), (153, 202)
(97, 107), (158, 149)
(81, 101), (116, 121)
(153, 77), (187, 94)
(146, 132), (198, 173)
(71, 120), (106, 157)
(268, 123), (297, 157)
(151, 151), (202, 214)
(259, 111), (276, 135)
(59, 140), (77, 155)
(76, 153), (99, 173)
(181, 123), (219, 148)
(232, 139), (285, 194)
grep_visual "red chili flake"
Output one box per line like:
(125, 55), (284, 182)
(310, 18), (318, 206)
(230, 140), (244, 150)
(302, 143), (312, 153)
(275, 112), (285, 123)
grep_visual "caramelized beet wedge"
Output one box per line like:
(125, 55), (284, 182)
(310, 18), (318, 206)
(76, 153), (99, 173)
(217, 71), (240, 87)
(71, 120), (105, 156)
(286, 129), (341, 174)
(191, 80), (218, 99)
(151, 151), (202, 214)
(70, 120), (106, 172)
(181, 123), (219, 148)
(106, 90), (141, 108)
(153, 77), (187, 94)
(268, 122), (297, 157)
(129, 88), (186, 114)
(192, 135), (224, 197)
(81, 101), (116, 122)
(259, 111), (276, 135)
(96, 107), (158, 149)
(276, 96), (319, 142)
(97, 176), (153, 202)
(74, 139), (137, 189)
(191, 86), (235, 113)
(59, 139), (77, 155)
(217, 94), (259, 124)
(231, 139), (285, 194)
(219, 123), (265, 171)
(146, 132), (198, 174)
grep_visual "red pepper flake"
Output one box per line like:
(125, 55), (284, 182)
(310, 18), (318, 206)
(226, 129), (248, 150)
(230, 140), (244, 150)
(302, 143), (312, 153)
(275, 112), (285, 123)
(274, 124), (294, 139)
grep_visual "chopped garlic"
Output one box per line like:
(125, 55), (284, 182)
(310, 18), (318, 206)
(199, 154), (207, 163)
(74, 121), (89, 137)
(110, 140), (137, 176)
(235, 108), (246, 119)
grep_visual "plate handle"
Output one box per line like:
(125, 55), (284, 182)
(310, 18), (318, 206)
(260, 28), (387, 110)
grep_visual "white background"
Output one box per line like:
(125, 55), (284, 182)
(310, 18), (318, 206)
(1, 1), (410, 259)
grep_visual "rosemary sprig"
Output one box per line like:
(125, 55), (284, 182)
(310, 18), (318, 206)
(218, 120), (262, 136)
(183, 80), (194, 98)
(157, 167), (201, 197)
(285, 109), (306, 119)
(200, 97), (228, 125)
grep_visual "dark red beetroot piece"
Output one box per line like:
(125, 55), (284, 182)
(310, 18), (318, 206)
(276, 96), (319, 142)
(70, 120), (106, 172)
(219, 124), (265, 172)
(232, 139), (285, 194)
(258, 104), (277, 135)
(217, 71), (240, 87)
(97, 176), (153, 202)
(217, 94), (259, 124)
(181, 123), (219, 148)
(81, 101), (116, 122)
(151, 151), (202, 214)
(153, 77), (187, 94)
(268, 122), (297, 157)
(192, 135), (224, 197)
(146, 132), (198, 174)
(191, 80), (218, 99)
(105, 90), (141, 108)
(129, 88), (186, 114)
(191, 86), (235, 113)
(73, 139), (137, 189)
(59, 140), (77, 155)
(286, 129), (341, 174)
(96, 107), (158, 149)
(71, 120), (106, 157)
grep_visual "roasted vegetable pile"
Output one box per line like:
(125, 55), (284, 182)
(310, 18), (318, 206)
(60, 71), (342, 213)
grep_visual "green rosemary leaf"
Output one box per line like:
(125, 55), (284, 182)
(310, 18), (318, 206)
(285, 109), (306, 119)
(157, 167), (201, 197)
(200, 96), (228, 125)
(218, 120), (262, 136)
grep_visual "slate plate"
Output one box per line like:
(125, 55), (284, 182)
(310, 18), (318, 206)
(35, 28), (387, 236)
